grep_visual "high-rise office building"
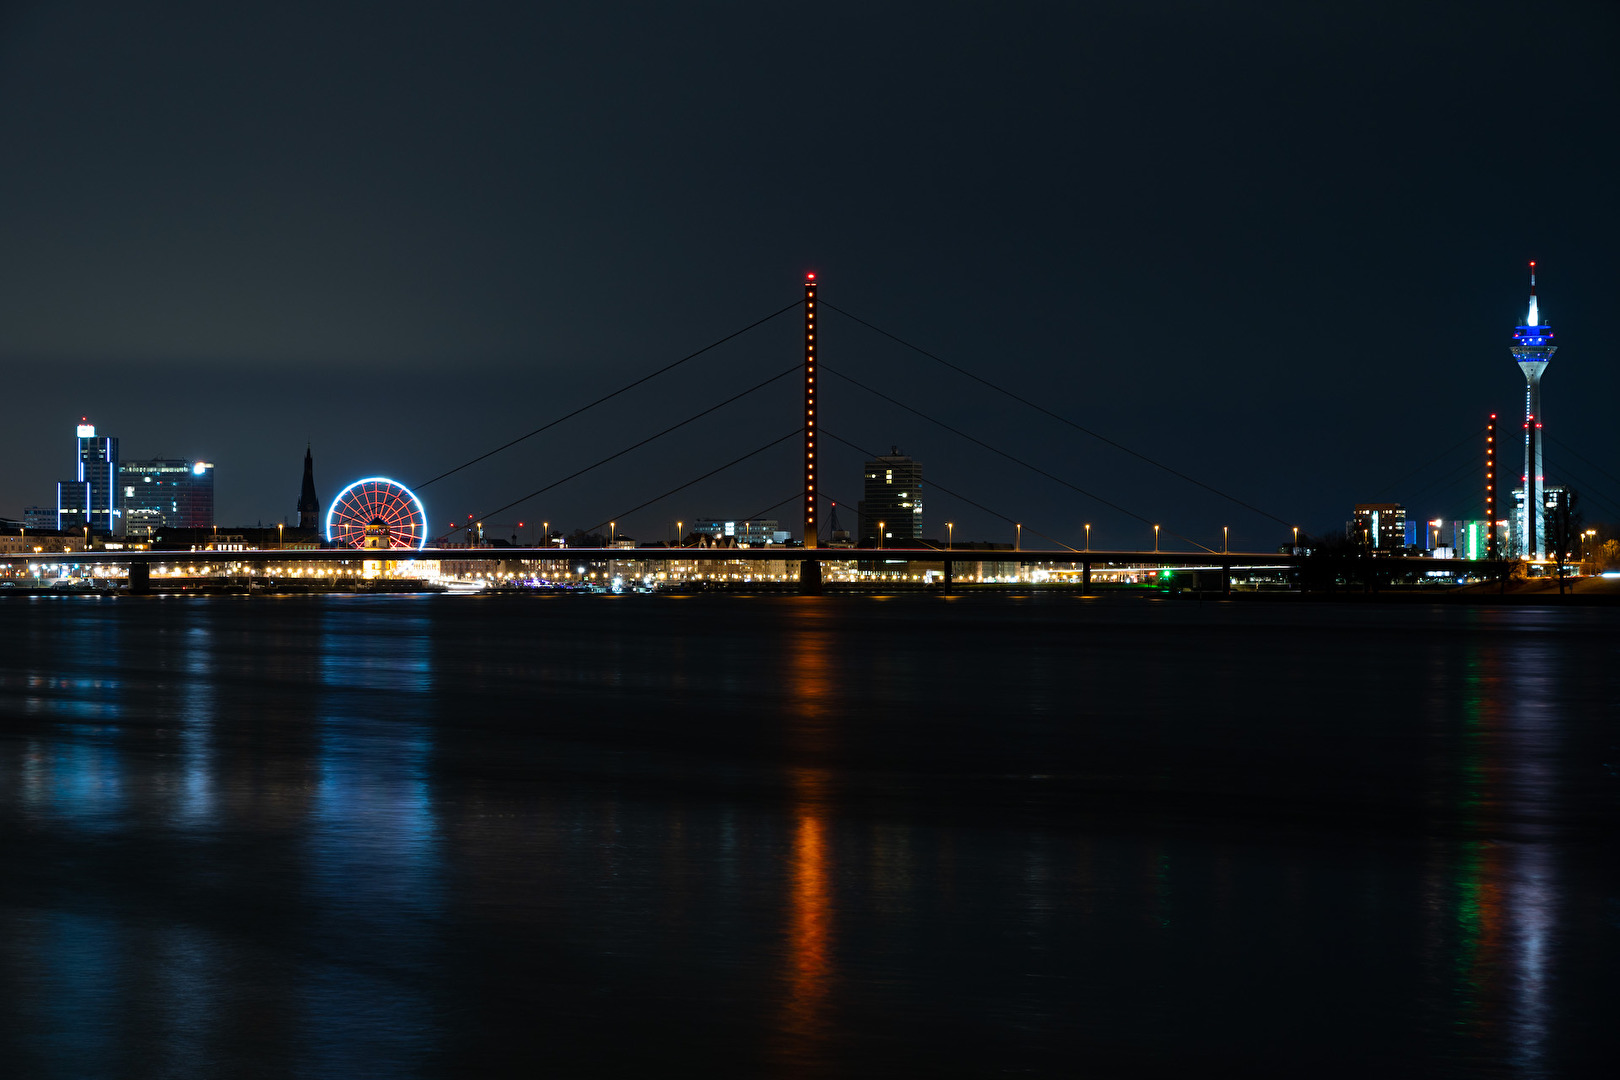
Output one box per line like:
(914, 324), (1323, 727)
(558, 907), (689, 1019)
(1350, 503), (1407, 552)
(857, 448), (923, 544)
(1509, 263), (1557, 559)
(119, 459), (215, 537)
(298, 446), (320, 529)
(57, 420), (118, 533)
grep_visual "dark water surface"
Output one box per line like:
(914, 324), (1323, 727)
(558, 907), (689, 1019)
(1, 593), (1616, 1077)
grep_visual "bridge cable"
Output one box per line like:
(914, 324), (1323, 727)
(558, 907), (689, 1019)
(585, 431), (803, 537)
(741, 491), (811, 527)
(1555, 477), (1620, 523)
(1546, 433), (1620, 492)
(821, 362), (1209, 550)
(819, 431), (1084, 552)
(1543, 432), (1620, 519)
(1373, 425), (1485, 501)
(814, 479), (1077, 554)
(415, 299), (800, 492)
(813, 487), (960, 547)
(440, 367), (800, 541)
(1540, 460), (1620, 521)
(821, 301), (1293, 528)
(1403, 447), (1488, 505)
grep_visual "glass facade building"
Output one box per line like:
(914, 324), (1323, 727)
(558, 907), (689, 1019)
(56, 480), (91, 532)
(58, 422), (119, 533)
(119, 459), (215, 536)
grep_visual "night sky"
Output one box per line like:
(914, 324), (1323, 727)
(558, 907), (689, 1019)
(1, 1), (1616, 549)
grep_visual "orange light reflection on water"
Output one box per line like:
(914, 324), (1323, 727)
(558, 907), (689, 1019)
(778, 602), (838, 1065)
(784, 772), (833, 1046)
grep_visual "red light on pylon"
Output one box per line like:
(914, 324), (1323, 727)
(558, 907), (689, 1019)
(806, 272), (816, 281)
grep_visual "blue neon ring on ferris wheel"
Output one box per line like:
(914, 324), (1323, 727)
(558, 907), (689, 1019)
(325, 477), (430, 550)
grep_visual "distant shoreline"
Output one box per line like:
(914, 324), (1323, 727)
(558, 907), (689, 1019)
(4, 581), (1618, 605)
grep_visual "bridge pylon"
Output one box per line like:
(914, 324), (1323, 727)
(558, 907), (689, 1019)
(803, 272), (818, 549)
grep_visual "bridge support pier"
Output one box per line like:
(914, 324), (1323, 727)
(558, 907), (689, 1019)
(1221, 560), (1230, 598)
(798, 558), (822, 596)
(1081, 559), (1091, 595)
(128, 563), (150, 595)
(942, 558), (954, 594)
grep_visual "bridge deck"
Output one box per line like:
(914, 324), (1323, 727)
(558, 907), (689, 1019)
(0, 546), (1502, 574)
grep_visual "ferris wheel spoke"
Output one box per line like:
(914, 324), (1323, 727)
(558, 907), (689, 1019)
(326, 478), (429, 551)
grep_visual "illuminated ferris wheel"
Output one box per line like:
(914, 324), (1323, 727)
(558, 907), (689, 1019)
(326, 477), (429, 550)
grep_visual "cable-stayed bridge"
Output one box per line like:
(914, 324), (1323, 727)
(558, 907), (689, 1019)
(1, 273), (1516, 592)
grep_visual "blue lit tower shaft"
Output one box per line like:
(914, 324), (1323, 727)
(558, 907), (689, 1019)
(1509, 263), (1556, 560)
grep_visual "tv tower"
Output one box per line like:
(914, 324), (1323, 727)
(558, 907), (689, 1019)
(1509, 262), (1557, 559)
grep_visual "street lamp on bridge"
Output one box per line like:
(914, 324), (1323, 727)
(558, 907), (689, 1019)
(1153, 524), (1160, 553)
(946, 522), (953, 550)
(1223, 525), (1228, 554)
(1084, 523), (1090, 552)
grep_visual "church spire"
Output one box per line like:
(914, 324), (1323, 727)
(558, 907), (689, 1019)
(297, 444), (320, 530)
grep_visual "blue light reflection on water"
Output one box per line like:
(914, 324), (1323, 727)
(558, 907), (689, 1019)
(298, 606), (444, 1074)
(5, 601), (128, 833)
(175, 624), (216, 828)
(0, 595), (1615, 1077)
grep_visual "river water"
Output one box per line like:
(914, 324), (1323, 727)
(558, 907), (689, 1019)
(0, 593), (1615, 1077)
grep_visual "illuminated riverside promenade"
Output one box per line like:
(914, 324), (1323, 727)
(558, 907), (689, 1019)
(0, 545), (1511, 592)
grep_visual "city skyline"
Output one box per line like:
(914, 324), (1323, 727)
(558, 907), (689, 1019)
(16, 250), (1596, 554)
(0, 4), (1615, 548)
(4, 9), (1618, 1077)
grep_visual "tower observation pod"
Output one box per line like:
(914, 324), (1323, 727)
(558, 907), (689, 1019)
(1509, 262), (1557, 560)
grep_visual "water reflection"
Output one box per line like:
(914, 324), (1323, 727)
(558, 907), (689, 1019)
(1496, 621), (1561, 1072)
(17, 736), (126, 831)
(174, 624), (216, 827)
(299, 605), (443, 1072)
(1424, 613), (1561, 1072)
(778, 603), (839, 1069)
(0, 596), (1611, 1076)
